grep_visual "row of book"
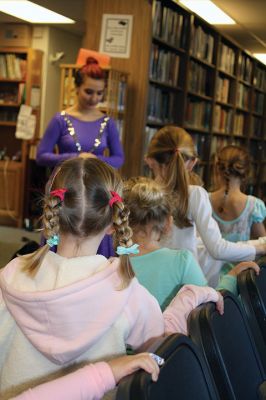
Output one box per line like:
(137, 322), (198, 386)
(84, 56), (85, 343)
(252, 92), (264, 115)
(0, 54), (27, 80)
(216, 76), (231, 103)
(234, 112), (246, 135)
(253, 66), (265, 91)
(210, 136), (230, 157)
(152, 1), (186, 48)
(185, 99), (211, 130)
(147, 85), (175, 124)
(236, 83), (250, 109)
(0, 109), (18, 122)
(219, 43), (236, 75)
(150, 44), (180, 86)
(191, 133), (208, 159)
(190, 25), (214, 64)
(250, 116), (264, 138)
(213, 106), (233, 134)
(188, 61), (212, 96)
(238, 54), (252, 83)
(0, 83), (26, 105)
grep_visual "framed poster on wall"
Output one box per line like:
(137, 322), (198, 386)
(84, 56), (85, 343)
(99, 14), (133, 59)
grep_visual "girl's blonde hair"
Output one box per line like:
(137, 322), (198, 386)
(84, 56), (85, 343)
(123, 177), (172, 238)
(146, 125), (198, 228)
(213, 145), (250, 212)
(22, 158), (134, 288)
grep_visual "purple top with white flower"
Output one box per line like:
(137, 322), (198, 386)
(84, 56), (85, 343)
(36, 113), (124, 168)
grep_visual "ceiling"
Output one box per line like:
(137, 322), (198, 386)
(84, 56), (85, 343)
(0, 1), (266, 54)
(206, 0), (266, 54)
(0, 0), (86, 35)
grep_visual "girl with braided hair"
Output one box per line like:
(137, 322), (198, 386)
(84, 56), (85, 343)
(123, 176), (259, 310)
(145, 126), (266, 277)
(210, 144), (266, 242)
(0, 157), (223, 398)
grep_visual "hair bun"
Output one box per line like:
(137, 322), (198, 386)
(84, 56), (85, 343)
(86, 57), (99, 66)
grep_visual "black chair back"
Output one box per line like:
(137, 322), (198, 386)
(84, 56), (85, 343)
(188, 291), (266, 400)
(116, 333), (219, 400)
(237, 267), (266, 371)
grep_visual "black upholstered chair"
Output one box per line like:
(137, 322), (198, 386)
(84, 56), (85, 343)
(116, 333), (219, 400)
(237, 266), (266, 371)
(188, 290), (266, 400)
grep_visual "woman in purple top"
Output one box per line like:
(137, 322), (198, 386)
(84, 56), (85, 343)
(36, 57), (124, 256)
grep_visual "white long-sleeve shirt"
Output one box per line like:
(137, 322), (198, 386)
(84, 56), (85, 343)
(162, 185), (255, 265)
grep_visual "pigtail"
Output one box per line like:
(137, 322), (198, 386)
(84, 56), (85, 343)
(112, 201), (135, 289)
(22, 195), (62, 276)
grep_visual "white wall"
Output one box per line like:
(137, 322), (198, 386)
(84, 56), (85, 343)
(32, 26), (82, 135)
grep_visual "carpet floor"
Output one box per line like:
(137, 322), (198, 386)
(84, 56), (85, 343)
(0, 226), (41, 268)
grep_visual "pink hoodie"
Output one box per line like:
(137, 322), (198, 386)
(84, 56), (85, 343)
(0, 252), (219, 399)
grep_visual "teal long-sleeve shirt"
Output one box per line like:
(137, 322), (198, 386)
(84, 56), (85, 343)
(131, 248), (236, 311)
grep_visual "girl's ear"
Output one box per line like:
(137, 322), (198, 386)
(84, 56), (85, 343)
(163, 215), (173, 235)
(144, 156), (156, 170)
(185, 158), (198, 172)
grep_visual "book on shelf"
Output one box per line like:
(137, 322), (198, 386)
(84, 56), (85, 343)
(238, 54), (252, 83)
(147, 84), (175, 124)
(0, 54), (27, 80)
(116, 118), (124, 141)
(252, 91), (264, 115)
(188, 60), (212, 96)
(250, 140), (265, 160)
(185, 98), (211, 130)
(250, 116), (263, 138)
(150, 44), (180, 86)
(152, 1), (185, 48)
(234, 112), (245, 136)
(210, 135), (230, 157)
(216, 76), (230, 103)
(213, 105), (233, 134)
(253, 65), (265, 90)
(191, 133), (208, 159)
(236, 83), (250, 109)
(190, 24), (214, 64)
(219, 43), (235, 75)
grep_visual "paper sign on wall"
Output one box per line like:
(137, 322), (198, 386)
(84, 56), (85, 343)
(99, 14), (133, 59)
(15, 104), (36, 140)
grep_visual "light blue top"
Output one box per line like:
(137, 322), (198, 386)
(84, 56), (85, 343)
(210, 195), (266, 242)
(131, 248), (236, 310)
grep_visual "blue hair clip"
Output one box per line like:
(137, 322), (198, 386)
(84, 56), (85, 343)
(116, 243), (139, 256)
(47, 235), (59, 247)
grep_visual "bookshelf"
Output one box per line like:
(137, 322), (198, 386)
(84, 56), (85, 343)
(59, 64), (129, 144)
(0, 47), (42, 227)
(144, 0), (266, 201)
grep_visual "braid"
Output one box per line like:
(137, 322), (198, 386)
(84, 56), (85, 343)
(112, 201), (135, 289)
(43, 196), (61, 240)
(218, 166), (230, 213)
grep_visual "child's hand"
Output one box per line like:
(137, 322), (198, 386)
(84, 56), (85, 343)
(108, 353), (160, 383)
(228, 261), (260, 277)
(216, 291), (224, 315)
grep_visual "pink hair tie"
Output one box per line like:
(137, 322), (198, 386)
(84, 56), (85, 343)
(109, 191), (122, 207)
(50, 188), (67, 202)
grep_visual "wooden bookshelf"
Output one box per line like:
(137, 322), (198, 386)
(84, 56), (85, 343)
(59, 64), (129, 144)
(144, 0), (266, 200)
(0, 47), (43, 227)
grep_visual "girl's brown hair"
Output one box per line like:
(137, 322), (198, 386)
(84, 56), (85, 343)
(213, 144), (250, 212)
(123, 177), (172, 238)
(146, 125), (198, 228)
(22, 158), (134, 288)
